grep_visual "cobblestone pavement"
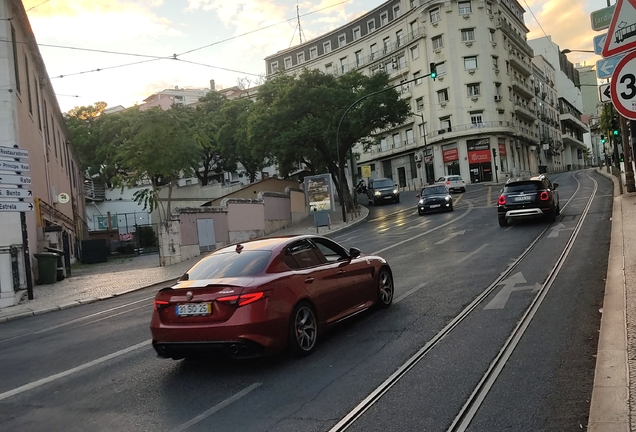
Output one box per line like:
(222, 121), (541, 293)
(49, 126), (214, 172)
(0, 205), (368, 322)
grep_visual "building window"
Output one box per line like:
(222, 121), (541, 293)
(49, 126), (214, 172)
(440, 116), (452, 130)
(489, 29), (496, 42)
(324, 41), (331, 53)
(353, 27), (361, 40)
(11, 25), (20, 94)
(393, 4), (401, 18)
(411, 45), (420, 59)
(397, 54), (406, 69)
(340, 57), (347, 73)
(416, 97), (425, 111)
(25, 55), (32, 114)
(270, 61), (279, 74)
(406, 129), (414, 144)
(284, 57), (292, 69)
(380, 137), (388, 151)
(418, 123), (427, 137)
(467, 83), (481, 96)
(338, 34), (346, 47)
(492, 56), (499, 69)
(410, 0), (417, 9)
(396, 30), (404, 47)
(470, 111), (484, 125)
(380, 12), (388, 26)
(464, 56), (478, 70)
(325, 63), (333, 74)
(383, 37), (391, 54)
(370, 43), (378, 60)
(393, 133), (401, 148)
(355, 50), (363, 67)
(414, 71), (422, 85)
(486, 2), (493, 15)
(438, 89), (449, 103)
(436, 61), (447, 76)
(459, 1), (472, 14)
(310, 47), (318, 59)
(430, 7), (441, 23)
(432, 35), (443, 50)
(410, 20), (419, 36)
(368, 19), (376, 33)
(297, 52), (305, 64)
(461, 28), (475, 42)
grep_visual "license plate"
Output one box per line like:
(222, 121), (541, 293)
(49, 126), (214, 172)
(176, 303), (211, 316)
(515, 196), (531, 202)
(430, 204), (441, 208)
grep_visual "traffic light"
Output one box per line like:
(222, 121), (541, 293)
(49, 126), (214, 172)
(612, 115), (620, 136)
(430, 62), (437, 80)
(600, 134), (606, 144)
(492, 148), (497, 158)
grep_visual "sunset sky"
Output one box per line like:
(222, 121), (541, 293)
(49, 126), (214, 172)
(21, 0), (607, 113)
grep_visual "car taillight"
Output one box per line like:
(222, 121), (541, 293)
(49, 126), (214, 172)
(217, 292), (265, 307)
(539, 191), (549, 201)
(498, 195), (506, 205)
(154, 299), (170, 311)
(446, 181), (451, 185)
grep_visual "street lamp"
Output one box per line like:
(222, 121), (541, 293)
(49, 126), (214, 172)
(413, 113), (429, 185)
(561, 49), (595, 54)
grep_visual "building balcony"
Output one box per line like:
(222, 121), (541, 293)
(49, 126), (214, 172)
(514, 103), (536, 123)
(509, 51), (533, 76)
(512, 78), (535, 99)
(562, 132), (586, 148)
(516, 125), (539, 144)
(497, 19), (534, 57)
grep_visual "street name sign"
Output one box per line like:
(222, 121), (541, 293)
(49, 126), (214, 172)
(591, 4), (616, 31)
(602, 0), (636, 57)
(0, 188), (32, 199)
(0, 145), (29, 159)
(600, 83), (612, 103)
(594, 33), (607, 54)
(597, 54), (626, 78)
(0, 201), (33, 212)
(0, 174), (31, 186)
(0, 160), (30, 172)
(610, 50), (636, 119)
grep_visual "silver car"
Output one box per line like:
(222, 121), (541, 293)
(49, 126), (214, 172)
(437, 175), (466, 193)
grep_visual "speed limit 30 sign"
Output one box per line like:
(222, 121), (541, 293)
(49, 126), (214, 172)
(611, 51), (636, 120)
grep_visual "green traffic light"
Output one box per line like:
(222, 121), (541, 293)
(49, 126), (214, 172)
(613, 129), (620, 136)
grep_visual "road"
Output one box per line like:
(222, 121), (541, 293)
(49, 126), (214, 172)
(0, 169), (612, 432)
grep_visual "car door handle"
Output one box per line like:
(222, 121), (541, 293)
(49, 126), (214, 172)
(305, 277), (315, 284)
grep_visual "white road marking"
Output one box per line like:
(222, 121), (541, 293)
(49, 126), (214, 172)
(0, 340), (151, 401)
(171, 383), (261, 432)
(457, 244), (489, 264)
(435, 230), (466, 245)
(483, 272), (541, 309)
(394, 283), (427, 304)
(548, 223), (573, 238)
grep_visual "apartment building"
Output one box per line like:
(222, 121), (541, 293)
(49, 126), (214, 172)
(528, 36), (589, 170)
(532, 55), (563, 173)
(0, 0), (86, 307)
(265, 0), (543, 188)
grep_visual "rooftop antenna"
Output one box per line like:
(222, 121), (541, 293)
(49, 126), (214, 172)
(297, 0), (305, 44)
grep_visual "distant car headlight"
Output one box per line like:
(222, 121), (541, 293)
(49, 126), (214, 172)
(418, 199), (425, 205)
(374, 191), (381, 196)
(393, 188), (398, 194)
(445, 196), (450, 201)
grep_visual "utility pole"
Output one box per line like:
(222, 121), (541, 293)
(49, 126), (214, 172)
(627, 118), (636, 192)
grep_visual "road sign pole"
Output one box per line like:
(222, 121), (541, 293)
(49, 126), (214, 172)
(628, 120), (636, 192)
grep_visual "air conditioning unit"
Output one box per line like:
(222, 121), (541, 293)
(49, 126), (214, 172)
(414, 153), (422, 162)
(494, 95), (502, 102)
(438, 129), (446, 135)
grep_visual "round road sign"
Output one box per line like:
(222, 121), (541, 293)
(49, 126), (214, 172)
(611, 50), (636, 120)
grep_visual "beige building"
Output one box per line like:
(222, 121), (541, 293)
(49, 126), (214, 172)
(532, 55), (563, 173)
(265, 0), (544, 188)
(0, 0), (86, 307)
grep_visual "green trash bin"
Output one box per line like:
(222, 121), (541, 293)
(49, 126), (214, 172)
(35, 252), (59, 284)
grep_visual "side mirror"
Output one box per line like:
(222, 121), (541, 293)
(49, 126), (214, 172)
(553, 183), (558, 189)
(416, 194), (420, 198)
(349, 247), (361, 259)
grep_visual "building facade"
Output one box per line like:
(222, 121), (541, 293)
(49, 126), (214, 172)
(0, 0), (86, 307)
(265, 0), (548, 188)
(532, 55), (563, 173)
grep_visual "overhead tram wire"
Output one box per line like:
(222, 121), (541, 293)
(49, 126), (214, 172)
(173, 58), (261, 77)
(49, 58), (165, 80)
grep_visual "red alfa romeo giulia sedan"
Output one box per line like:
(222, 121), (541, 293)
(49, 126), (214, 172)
(150, 235), (394, 359)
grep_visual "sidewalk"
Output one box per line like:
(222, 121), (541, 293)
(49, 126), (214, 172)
(0, 204), (368, 323)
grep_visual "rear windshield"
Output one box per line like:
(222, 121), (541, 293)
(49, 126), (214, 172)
(504, 181), (541, 193)
(423, 186), (447, 195)
(373, 179), (394, 188)
(184, 250), (271, 279)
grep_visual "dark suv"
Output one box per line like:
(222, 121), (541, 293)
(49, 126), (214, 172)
(367, 178), (400, 205)
(497, 175), (560, 227)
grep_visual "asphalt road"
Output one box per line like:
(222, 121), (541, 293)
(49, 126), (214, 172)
(0, 169), (612, 432)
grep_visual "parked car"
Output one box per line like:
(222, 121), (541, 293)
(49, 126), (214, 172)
(367, 178), (400, 205)
(417, 184), (453, 214)
(437, 175), (466, 193)
(150, 235), (394, 359)
(497, 175), (560, 227)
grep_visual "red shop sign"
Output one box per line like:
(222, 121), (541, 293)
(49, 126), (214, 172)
(499, 143), (507, 156)
(468, 149), (491, 163)
(443, 148), (459, 162)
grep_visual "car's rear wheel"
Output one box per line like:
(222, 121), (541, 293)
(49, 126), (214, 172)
(555, 204), (561, 215)
(289, 302), (317, 357)
(395, 196), (400, 203)
(448, 203), (454, 212)
(461, 187), (466, 193)
(377, 268), (394, 308)
(498, 215), (507, 227)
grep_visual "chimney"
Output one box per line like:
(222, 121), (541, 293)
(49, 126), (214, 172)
(210, 79), (216, 91)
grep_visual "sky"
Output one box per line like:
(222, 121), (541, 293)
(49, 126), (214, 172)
(21, 0), (609, 113)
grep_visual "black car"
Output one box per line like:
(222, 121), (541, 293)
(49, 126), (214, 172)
(417, 184), (453, 214)
(497, 175), (560, 227)
(367, 178), (400, 205)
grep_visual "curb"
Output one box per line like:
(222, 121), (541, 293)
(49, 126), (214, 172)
(587, 169), (630, 431)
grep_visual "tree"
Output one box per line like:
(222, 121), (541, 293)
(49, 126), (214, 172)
(113, 106), (202, 226)
(65, 102), (107, 176)
(252, 69), (410, 218)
